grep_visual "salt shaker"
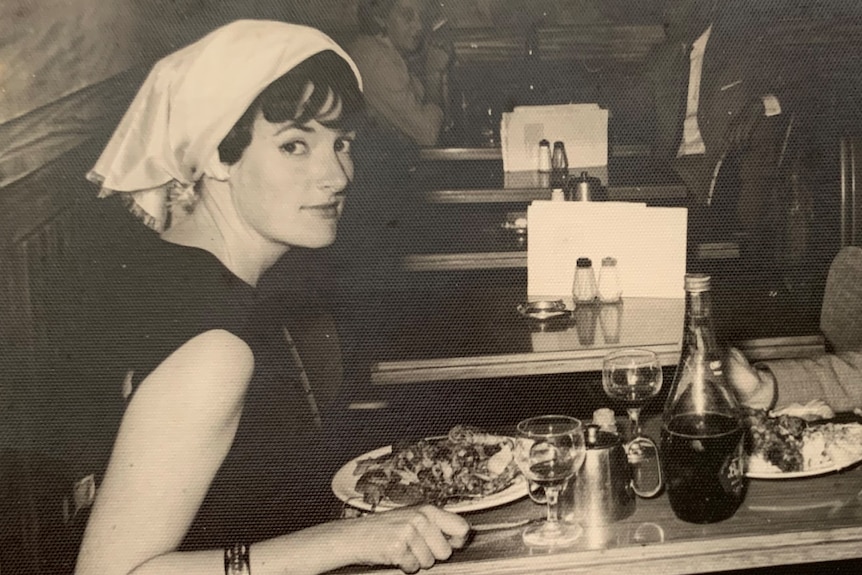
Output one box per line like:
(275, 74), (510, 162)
(551, 141), (568, 188)
(538, 139), (552, 173)
(597, 257), (622, 303)
(572, 257), (597, 303)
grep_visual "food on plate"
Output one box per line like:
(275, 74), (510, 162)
(352, 425), (520, 508)
(746, 408), (862, 474)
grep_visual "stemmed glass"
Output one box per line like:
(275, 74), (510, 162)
(602, 349), (663, 441)
(513, 415), (586, 547)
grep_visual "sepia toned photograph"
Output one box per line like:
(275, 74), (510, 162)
(3, 1), (862, 573)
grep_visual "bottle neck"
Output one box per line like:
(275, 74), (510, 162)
(664, 286), (739, 419)
(682, 290), (719, 358)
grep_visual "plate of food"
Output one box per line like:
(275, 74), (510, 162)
(746, 403), (862, 479)
(332, 425), (528, 513)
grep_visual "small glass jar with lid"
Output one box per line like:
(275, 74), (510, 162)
(597, 257), (622, 303)
(572, 257), (598, 303)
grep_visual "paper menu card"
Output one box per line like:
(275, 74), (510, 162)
(527, 202), (688, 300)
(501, 104), (608, 179)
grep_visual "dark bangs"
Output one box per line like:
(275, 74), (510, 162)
(218, 50), (364, 164)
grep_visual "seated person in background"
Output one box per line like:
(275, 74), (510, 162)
(728, 246), (862, 412)
(73, 20), (467, 575)
(349, 0), (451, 147)
(645, 0), (807, 279)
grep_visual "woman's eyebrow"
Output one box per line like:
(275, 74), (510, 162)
(274, 123), (314, 136)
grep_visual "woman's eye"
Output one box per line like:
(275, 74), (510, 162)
(280, 140), (308, 155)
(335, 137), (354, 154)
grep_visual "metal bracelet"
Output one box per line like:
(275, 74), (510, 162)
(224, 543), (251, 575)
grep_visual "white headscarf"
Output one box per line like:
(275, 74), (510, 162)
(87, 20), (363, 231)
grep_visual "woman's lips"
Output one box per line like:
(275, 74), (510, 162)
(303, 202), (341, 219)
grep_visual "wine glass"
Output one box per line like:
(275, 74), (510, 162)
(513, 415), (586, 547)
(602, 349), (663, 444)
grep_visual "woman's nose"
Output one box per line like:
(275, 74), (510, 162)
(320, 151), (351, 192)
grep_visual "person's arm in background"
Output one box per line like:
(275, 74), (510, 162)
(728, 348), (862, 412)
(351, 40), (443, 147)
(710, 0), (807, 153)
(423, 43), (451, 110)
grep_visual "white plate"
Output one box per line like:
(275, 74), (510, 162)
(746, 454), (862, 480)
(332, 443), (529, 513)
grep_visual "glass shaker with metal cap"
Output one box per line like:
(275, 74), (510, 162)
(597, 257), (622, 303)
(551, 141), (568, 188)
(538, 139), (552, 173)
(572, 257), (598, 303)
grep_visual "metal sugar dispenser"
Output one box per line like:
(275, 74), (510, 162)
(563, 424), (662, 527)
(660, 274), (748, 524)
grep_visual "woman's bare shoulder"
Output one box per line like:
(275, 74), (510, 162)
(138, 329), (255, 407)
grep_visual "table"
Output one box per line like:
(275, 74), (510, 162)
(340, 418), (862, 574)
(403, 150), (736, 272)
(364, 280), (825, 386)
(370, 296), (684, 385)
(421, 170), (688, 205)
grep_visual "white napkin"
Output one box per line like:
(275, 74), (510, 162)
(527, 202), (687, 300)
(500, 104), (608, 178)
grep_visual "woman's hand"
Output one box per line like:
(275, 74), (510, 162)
(350, 505), (469, 574)
(727, 347), (776, 410)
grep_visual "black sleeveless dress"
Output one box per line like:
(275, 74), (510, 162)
(72, 227), (345, 550)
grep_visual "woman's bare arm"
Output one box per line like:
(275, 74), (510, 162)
(75, 329), (469, 575)
(75, 329), (253, 575)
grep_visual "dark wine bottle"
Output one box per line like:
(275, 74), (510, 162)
(660, 274), (747, 524)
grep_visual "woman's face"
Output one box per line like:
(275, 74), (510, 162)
(379, 0), (424, 54)
(226, 104), (355, 249)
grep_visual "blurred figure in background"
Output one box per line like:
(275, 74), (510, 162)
(644, 0), (811, 291)
(349, 0), (452, 147)
(336, 0), (452, 275)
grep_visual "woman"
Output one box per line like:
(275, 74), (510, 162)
(74, 20), (468, 575)
(349, 0), (450, 147)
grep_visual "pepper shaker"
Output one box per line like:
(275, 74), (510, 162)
(551, 141), (568, 188)
(572, 257), (597, 303)
(597, 257), (622, 303)
(538, 139), (552, 173)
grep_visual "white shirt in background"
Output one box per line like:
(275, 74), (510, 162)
(677, 25), (712, 157)
(676, 25), (782, 159)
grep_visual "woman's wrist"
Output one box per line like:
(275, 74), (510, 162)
(250, 519), (361, 575)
